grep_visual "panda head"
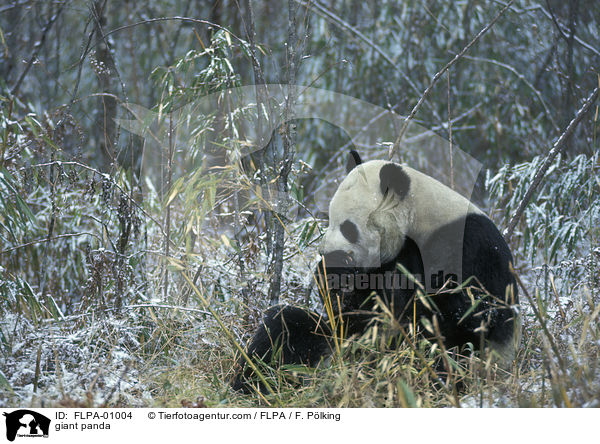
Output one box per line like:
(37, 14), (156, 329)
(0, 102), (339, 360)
(319, 151), (414, 270)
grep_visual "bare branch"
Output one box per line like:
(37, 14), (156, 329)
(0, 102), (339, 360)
(10, 4), (64, 96)
(269, 0), (300, 305)
(101, 17), (243, 47)
(295, 0), (443, 125)
(491, 0), (600, 57)
(125, 304), (210, 316)
(19, 160), (172, 245)
(0, 233), (102, 255)
(503, 86), (599, 240)
(389, 0), (515, 159)
(538, 5), (600, 57)
(462, 55), (560, 132)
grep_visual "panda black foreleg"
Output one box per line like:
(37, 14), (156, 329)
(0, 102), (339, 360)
(231, 305), (333, 393)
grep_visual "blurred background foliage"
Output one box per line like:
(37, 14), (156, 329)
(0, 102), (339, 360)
(2, 0), (598, 168)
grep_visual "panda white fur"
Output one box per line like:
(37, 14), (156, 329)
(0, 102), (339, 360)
(232, 151), (520, 393)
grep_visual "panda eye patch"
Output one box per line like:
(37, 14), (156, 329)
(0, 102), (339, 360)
(340, 220), (359, 244)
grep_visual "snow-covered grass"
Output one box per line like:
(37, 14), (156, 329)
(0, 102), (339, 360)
(2, 206), (599, 407)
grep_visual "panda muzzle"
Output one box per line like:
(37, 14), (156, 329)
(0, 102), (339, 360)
(321, 250), (355, 269)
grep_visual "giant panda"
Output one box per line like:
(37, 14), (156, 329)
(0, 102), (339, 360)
(232, 151), (520, 393)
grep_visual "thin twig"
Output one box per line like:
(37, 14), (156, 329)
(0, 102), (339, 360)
(11, 4), (64, 96)
(447, 71), (454, 190)
(18, 160), (173, 244)
(269, 0), (299, 305)
(544, 0), (570, 42)
(0, 1), (30, 14)
(89, 0), (131, 171)
(295, 0), (443, 125)
(126, 304), (210, 316)
(0, 233), (102, 255)
(304, 102), (482, 198)
(513, 268), (566, 373)
(168, 0), (194, 65)
(389, 0), (515, 159)
(462, 55), (560, 132)
(538, 5), (599, 57)
(57, 16), (241, 130)
(57, 9), (96, 129)
(503, 86), (599, 240)
(490, 0), (600, 57)
(101, 17), (243, 48)
(241, 0), (273, 262)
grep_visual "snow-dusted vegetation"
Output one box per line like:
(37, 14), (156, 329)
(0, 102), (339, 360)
(1, 0), (599, 407)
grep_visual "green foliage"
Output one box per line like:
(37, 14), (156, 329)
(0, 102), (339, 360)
(0, 100), (147, 318)
(487, 152), (600, 265)
(150, 30), (246, 112)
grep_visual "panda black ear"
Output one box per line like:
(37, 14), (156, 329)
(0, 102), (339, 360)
(345, 150), (362, 174)
(380, 163), (410, 200)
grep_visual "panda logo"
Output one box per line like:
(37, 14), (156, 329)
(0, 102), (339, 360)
(232, 151), (520, 393)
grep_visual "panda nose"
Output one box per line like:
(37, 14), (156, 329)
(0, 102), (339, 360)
(322, 250), (355, 268)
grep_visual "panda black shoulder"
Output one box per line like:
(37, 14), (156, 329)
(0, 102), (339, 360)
(461, 213), (516, 297)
